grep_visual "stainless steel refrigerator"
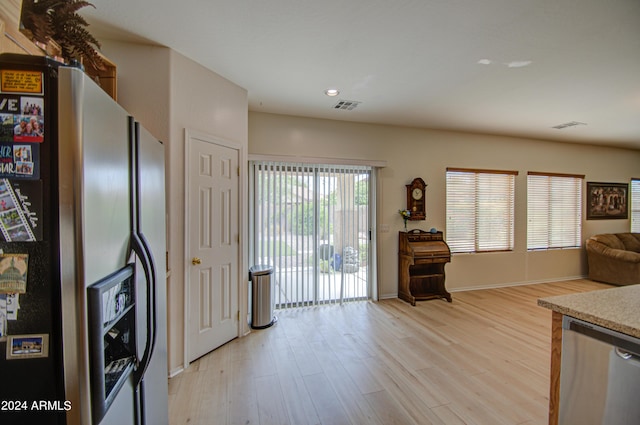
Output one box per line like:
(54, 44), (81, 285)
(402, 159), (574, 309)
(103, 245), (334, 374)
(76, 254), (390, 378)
(0, 53), (169, 425)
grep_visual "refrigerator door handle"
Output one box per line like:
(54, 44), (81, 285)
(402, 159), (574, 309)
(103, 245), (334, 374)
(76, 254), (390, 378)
(139, 231), (158, 365)
(130, 233), (154, 382)
(129, 116), (166, 425)
(128, 116), (158, 382)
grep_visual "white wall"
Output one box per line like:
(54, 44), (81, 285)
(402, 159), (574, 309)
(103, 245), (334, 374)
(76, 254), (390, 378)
(167, 51), (248, 375)
(100, 41), (248, 375)
(90, 40), (640, 373)
(249, 111), (640, 298)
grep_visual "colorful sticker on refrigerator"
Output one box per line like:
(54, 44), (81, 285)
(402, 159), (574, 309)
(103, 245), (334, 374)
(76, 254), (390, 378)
(0, 142), (40, 179)
(0, 114), (15, 141)
(0, 95), (20, 114)
(0, 70), (44, 95)
(6, 334), (49, 359)
(5, 293), (19, 320)
(13, 144), (35, 176)
(20, 97), (43, 116)
(0, 179), (42, 241)
(0, 94), (44, 143)
(14, 96), (44, 143)
(12, 115), (44, 143)
(0, 253), (29, 294)
(0, 95), (44, 180)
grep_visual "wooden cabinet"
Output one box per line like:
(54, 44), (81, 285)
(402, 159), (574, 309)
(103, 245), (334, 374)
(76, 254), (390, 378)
(0, 3), (43, 57)
(398, 230), (452, 305)
(83, 52), (118, 101)
(548, 311), (562, 425)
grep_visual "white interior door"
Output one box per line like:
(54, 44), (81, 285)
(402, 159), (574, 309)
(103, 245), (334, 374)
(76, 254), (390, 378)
(187, 133), (239, 362)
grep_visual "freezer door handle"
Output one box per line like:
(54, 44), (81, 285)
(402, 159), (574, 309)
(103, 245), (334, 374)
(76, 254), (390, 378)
(139, 231), (158, 358)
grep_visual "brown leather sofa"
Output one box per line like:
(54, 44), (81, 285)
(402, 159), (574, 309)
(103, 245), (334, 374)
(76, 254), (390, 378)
(585, 233), (640, 286)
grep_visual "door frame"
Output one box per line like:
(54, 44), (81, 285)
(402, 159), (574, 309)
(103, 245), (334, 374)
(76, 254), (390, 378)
(249, 159), (380, 307)
(183, 128), (246, 367)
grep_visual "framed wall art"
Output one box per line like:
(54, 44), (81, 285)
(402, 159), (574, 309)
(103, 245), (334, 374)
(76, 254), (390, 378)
(586, 182), (628, 220)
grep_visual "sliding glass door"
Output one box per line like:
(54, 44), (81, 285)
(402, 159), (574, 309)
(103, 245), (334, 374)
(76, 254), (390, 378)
(250, 161), (372, 308)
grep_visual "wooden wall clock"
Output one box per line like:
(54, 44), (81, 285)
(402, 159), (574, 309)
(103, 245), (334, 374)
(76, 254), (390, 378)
(406, 177), (426, 220)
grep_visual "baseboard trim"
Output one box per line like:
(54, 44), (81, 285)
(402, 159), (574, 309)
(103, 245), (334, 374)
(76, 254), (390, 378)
(449, 275), (587, 292)
(169, 366), (184, 378)
(379, 275), (588, 299)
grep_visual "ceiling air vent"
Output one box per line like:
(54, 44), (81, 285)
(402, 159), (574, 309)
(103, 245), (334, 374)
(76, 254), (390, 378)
(333, 100), (361, 111)
(552, 121), (587, 130)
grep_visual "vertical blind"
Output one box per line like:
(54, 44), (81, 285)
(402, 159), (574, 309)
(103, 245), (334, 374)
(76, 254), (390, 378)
(632, 179), (640, 232)
(250, 161), (371, 308)
(527, 172), (583, 250)
(446, 168), (517, 253)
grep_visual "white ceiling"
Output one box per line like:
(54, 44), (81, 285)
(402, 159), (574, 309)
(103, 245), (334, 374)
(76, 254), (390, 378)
(82, 0), (640, 150)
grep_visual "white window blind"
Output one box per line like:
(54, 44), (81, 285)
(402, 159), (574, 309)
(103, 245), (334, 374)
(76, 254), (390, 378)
(527, 172), (583, 250)
(632, 179), (640, 232)
(446, 168), (516, 253)
(250, 161), (372, 308)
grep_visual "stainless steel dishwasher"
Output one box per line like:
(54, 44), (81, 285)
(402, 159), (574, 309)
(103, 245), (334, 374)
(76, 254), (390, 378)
(559, 316), (640, 425)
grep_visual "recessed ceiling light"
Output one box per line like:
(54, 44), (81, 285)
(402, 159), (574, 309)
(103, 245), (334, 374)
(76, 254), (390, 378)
(325, 88), (340, 97)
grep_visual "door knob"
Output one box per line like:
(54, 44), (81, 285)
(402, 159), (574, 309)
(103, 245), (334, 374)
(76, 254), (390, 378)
(192, 257), (202, 265)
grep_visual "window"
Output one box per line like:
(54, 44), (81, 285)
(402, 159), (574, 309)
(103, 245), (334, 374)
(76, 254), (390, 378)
(632, 179), (640, 232)
(250, 161), (373, 308)
(446, 168), (517, 253)
(527, 172), (583, 250)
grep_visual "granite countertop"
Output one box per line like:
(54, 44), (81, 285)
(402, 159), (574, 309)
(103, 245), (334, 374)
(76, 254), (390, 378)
(538, 284), (640, 339)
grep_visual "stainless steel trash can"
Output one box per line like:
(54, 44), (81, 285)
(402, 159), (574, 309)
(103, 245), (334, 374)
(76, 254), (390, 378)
(249, 265), (276, 329)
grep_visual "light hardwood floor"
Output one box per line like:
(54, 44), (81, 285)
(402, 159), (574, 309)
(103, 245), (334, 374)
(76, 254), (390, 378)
(168, 279), (611, 425)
